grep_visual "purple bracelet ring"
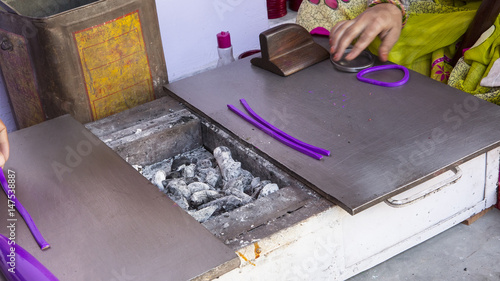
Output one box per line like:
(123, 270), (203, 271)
(356, 64), (409, 87)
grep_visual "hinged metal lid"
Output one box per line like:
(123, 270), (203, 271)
(165, 38), (500, 215)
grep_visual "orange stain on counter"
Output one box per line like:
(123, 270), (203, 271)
(237, 252), (256, 266)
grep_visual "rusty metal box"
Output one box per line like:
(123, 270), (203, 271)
(0, 0), (168, 129)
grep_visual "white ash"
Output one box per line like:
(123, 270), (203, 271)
(152, 170), (167, 191)
(140, 146), (280, 222)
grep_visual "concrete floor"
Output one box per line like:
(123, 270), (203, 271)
(347, 207), (500, 281)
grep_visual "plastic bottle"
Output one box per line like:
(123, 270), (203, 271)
(216, 31), (235, 67)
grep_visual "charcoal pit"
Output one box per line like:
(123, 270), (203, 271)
(85, 96), (332, 250)
(139, 145), (281, 223)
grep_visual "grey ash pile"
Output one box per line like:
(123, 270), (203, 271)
(147, 146), (279, 222)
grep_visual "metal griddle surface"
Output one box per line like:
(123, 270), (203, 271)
(0, 115), (238, 280)
(165, 41), (500, 215)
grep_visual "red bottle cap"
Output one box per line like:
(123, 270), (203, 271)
(217, 31), (231, 49)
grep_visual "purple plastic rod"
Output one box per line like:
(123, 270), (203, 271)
(0, 234), (58, 281)
(227, 105), (323, 160)
(356, 64), (410, 87)
(239, 99), (331, 156)
(0, 168), (50, 250)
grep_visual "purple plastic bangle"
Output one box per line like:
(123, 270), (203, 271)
(356, 65), (409, 87)
(239, 99), (330, 156)
(227, 105), (323, 160)
(0, 168), (50, 250)
(0, 234), (58, 280)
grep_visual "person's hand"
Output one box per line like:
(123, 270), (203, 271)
(329, 3), (403, 62)
(0, 119), (9, 169)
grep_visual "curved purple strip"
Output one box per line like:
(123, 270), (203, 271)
(239, 99), (331, 156)
(0, 168), (50, 250)
(0, 234), (58, 281)
(357, 64), (410, 87)
(227, 105), (323, 160)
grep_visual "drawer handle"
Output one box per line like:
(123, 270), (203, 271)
(385, 166), (463, 207)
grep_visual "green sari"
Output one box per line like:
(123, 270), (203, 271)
(297, 0), (500, 105)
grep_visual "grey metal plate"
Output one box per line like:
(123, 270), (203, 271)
(0, 115), (238, 280)
(165, 41), (500, 215)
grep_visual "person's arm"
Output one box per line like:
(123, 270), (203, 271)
(329, 0), (407, 62)
(0, 119), (9, 169)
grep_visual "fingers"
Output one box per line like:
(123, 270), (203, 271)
(330, 20), (358, 61)
(329, 21), (349, 54)
(343, 25), (381, 61)
(329, 4), (403, 62)
(0, 119), (9, 169)
(377, 27), (401, 62)
(330, 18), (381, 61)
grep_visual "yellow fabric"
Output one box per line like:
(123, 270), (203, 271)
(366, 2), (477, 79)
(448, 15), (500, 105)
(296, 0), (500, 105)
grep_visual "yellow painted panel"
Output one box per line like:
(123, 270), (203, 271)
(73, 11), (154, 121)
(93, 79), (152, 120)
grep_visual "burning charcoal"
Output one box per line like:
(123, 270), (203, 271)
(196, 158), (212, 169)
(175, 164), (186, 173)
(185, 176), (202, 185)
(162, 180), (169, 188)
(240, 169), (252, 179)
(152, 170), (167, 191)
(166, 170), (182, 179)
(171, 156), (191, 171)
(221, 161), (242, 181)
(225, 188), (253, 204)
(201, 168), (221, 189)
(251, 177), (260, 188)
(213, 146), (232, 163)
(182, 163), (196, 179)
(188, 182), (212, 194)
(166, 178), (191, 199)
(199, 195), (243, 214)
(251, 180), (271, 198)
(248, 177), (261, 193)
(169, 195), (190, 210)
(132, 165), (143, 174)
(222, 195), (244, 212)
(224, 173), (252, 192)
(188, 205), (218, 223)
(214, 146), (242, 181)
(190, 190), (222, 207)
(258, 183), (279, 199)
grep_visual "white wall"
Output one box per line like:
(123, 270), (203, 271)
(155, 0), (269, 82)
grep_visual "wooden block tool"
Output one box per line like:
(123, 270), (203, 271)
(251, 23), (330, 76)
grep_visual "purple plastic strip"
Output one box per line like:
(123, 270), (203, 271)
(227, 104), (323, 160)
(0, 234), (58, 281)
(0, 168), (50, 250)
(357, 65), (410, 87)
(239, 99), (331, 156)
